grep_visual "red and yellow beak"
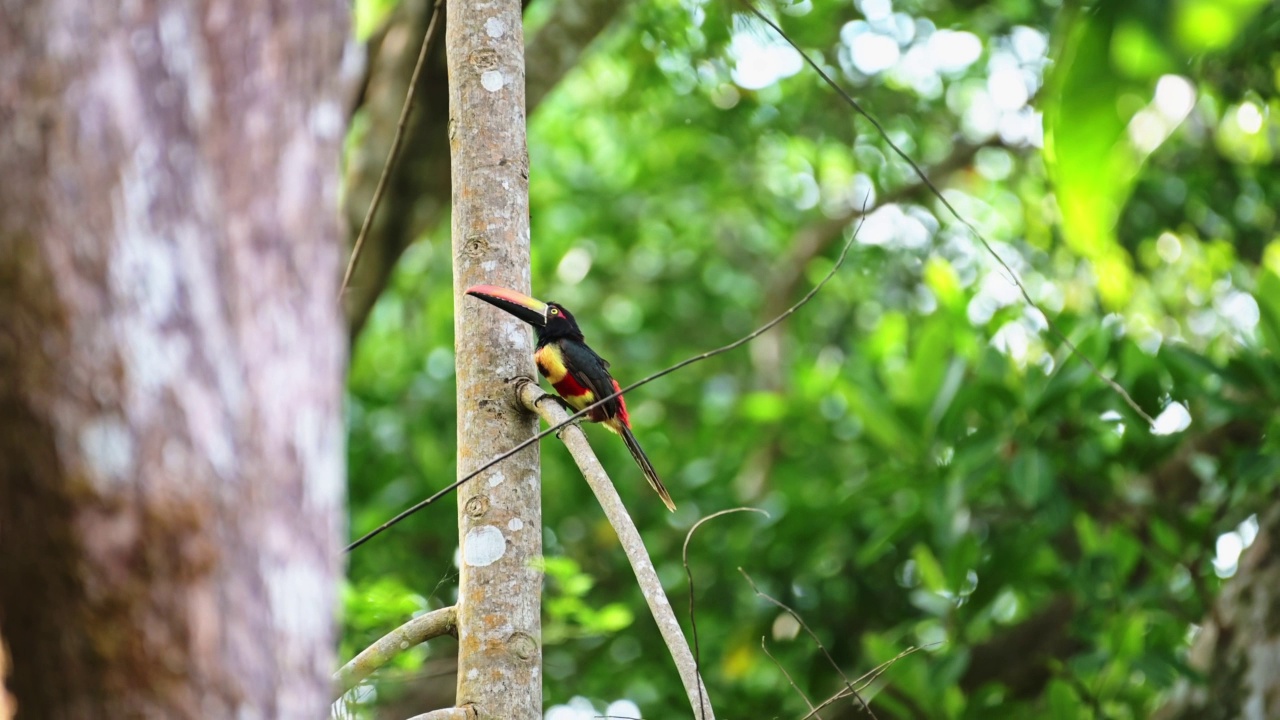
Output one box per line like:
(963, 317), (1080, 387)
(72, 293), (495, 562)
(465, 284), (549, 327)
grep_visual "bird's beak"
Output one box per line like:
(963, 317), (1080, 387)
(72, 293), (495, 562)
(464, 284), (548, 327)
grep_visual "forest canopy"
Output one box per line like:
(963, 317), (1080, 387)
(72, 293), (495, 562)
(340, 0), (1279, 718)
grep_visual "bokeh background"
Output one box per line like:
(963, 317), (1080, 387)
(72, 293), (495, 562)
(339, 0), (1280, 717)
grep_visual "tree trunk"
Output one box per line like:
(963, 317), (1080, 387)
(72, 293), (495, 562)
(1156, 504), (1280, 720)
(0, 1), (350, 716)
(447, 0), (542, 716)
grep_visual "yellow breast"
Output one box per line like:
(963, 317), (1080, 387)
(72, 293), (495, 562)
(534, 344), (568, 383)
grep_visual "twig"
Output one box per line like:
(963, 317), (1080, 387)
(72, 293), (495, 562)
(740, 568), (877, 719)
(736, 0), (1155, 428)
(802, 645), (932, 720)
(682, 508), (769, 720)
(518, 380), (715, 719)
(332, 605), (457, 697)
(345, 202), (869, 553)
(338, 0), (444, 301)
(762, 637), (824, 719)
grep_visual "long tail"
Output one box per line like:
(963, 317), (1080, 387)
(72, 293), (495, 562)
(619, 424), (676, 512)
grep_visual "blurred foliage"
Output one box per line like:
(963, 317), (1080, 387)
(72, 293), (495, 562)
(342, 0), (1280, 717)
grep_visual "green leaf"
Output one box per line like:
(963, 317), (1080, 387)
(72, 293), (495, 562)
(912, 544), (948, 593)
(1011, 449), (1055, 506)
(1047, 679), (1085, 720)
(1175, 0), (1273, 52)
(1044, 2), (1143, 307)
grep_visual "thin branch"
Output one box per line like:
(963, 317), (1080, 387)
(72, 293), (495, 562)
(740, 568), (877, 719)
(338, 0), (444, 301)
(802, 645), (932, 720)
(345, 201), (869, 553)
(682, 508), (769, 720)
(332, 606), (457, 697)
(518, 380), (715, 719)
(762, 637), (824, 719)
(737, 0), (1155, 428)
(404, 707), (476, 720)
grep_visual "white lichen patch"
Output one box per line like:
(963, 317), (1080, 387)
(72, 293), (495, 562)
(266, 560), (329, 640)
(308, 100), (344, 140)
(481, 70), (504, 92)
(484, 17), (505, 38)
(463, 525), (506, 567)
(508, 518), (523, 531)
(79, 416), (135, 485)
(487, 471), (505, 487)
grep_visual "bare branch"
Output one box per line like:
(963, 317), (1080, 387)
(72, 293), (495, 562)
(525, 0), (631, 110)
(682, 508), (769, 720)
(518, 380), (715, 719)
(803, 645), (931, 720)
(333, 606), (457, 697)
(739, 568), (877, 719)
(761, 637), (823, 719)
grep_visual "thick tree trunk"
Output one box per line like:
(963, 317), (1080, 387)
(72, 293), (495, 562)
(0, 1), (350, 716)
(447, 0), (542, 716)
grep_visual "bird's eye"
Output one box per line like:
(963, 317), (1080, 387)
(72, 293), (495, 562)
(549, 308), (558, 315)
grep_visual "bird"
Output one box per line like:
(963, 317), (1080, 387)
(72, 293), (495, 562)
(465, 284), (676, 511)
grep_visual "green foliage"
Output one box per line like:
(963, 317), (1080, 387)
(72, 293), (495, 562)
(343, 0), (1279, 717)
(540, 556), (636, 642)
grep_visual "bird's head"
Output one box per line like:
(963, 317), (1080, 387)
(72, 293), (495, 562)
(464, 285), (583, 341)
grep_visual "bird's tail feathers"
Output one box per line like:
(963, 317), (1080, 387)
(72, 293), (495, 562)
(619, 425), (676, 512)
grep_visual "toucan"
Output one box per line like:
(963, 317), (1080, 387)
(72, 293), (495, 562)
(465, 284), (676, 512)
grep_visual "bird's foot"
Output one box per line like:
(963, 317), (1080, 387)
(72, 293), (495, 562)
(534, 393), (574, 413)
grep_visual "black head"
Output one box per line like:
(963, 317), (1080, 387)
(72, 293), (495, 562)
(541, 302), (584, 342)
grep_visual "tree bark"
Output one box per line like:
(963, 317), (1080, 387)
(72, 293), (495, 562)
(1156, 503), (1280, 720)
(447, 0), (542, 717)
(0, 1), (350, 716)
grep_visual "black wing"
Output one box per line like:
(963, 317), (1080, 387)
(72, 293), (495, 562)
(559, 339), (623, 421)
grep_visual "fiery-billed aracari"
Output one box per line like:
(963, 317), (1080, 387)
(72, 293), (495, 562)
(465, 284), (676, 512)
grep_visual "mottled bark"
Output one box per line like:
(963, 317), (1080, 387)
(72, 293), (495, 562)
(1157, 504), (1280, 720)
(0, 0), (350, 717)
(448, 0), (542, 717)
(342, 0), (626, 339)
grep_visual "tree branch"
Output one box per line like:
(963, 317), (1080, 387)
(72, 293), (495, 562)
(333, 606), (457, 697)
(761, 638), (823, 719)
(405, 706), (477, 720)
(516, 380), (715, 719)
